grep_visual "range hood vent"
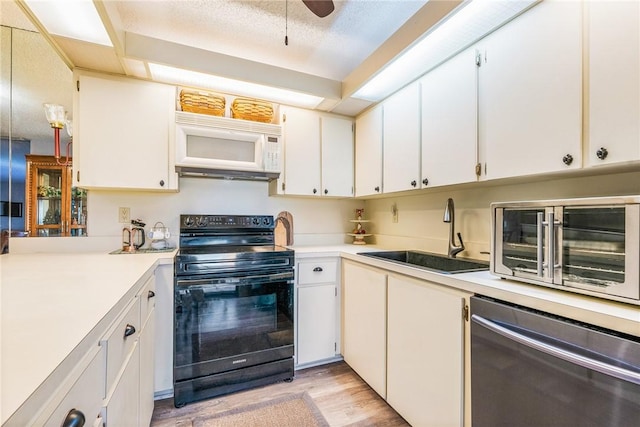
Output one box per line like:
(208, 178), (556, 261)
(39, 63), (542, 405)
(175, 165), (279, 182)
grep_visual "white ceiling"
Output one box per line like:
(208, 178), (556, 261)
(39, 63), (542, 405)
(4, 0), (469, 117)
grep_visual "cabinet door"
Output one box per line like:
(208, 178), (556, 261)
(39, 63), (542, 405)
(282, 106), (321, 195)
(297, 284), (336, 365)
(478, 0), (582, 180)
(587, 0), (640, 166)
(44, 348), (105, 427)
(342, 261), (387, 398)
(421, 47), (478, 188)
(105, 343), (140, 427)
(75, 74), (176, 190)
(387, 275), (465, 427)
(139, 308), (155, 427)
(321, 116), (354, 197)
(383, 81), (421, 193)
(154, 264), (173, 395)
(355, 105), (383, 196)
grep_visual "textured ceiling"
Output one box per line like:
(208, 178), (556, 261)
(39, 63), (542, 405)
(114, 0), (427, 82)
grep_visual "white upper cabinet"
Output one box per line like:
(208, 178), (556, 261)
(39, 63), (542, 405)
(587, 0), (640, 166)
(74, 73), (177, 191)
(279, 106), (353, 197)
(355, 105), (383, 197)
(383, 81), (421, 193)
(477, 0), (583, 180)
(420, 47), (479, 188)
(281, 106), (322, 196)
(321, 116), (354, 197)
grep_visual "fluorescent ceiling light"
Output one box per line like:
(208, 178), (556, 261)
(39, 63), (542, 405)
(24, 0), (112, 47)
(353, 0), (537, 102)
(149, 63), (325, 109)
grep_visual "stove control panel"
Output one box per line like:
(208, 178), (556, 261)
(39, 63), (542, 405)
(180, 215), (274, 229)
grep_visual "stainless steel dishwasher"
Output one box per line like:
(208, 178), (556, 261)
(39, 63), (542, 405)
(471, 295), (640, 427)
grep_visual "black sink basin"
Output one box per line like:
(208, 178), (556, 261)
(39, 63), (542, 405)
(358, 250), (489, 274)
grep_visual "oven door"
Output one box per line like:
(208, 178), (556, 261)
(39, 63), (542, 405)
(174, 270), (294, 382)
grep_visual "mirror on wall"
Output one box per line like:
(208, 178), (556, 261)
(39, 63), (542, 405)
(1, 1), (82, 253)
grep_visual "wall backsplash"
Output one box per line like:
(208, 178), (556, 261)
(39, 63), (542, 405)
(365, 170), (640, 260)
(9, 170), (639, 255)
(87, 177), (362, 248)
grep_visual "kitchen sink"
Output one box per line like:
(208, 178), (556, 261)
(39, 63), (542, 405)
(358, 250), (489, 274)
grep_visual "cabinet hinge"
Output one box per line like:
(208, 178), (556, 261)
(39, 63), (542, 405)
(282, 182), (286, 192)
(475, 51), (482, 67)
(475, 163), (482, 177)
(76, 80), (80, 91)
(463, 304), (469, 322)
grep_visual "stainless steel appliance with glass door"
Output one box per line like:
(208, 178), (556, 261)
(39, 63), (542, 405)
(471, 295), (640, 426)
(491, 195), (640, 303)
(173, 215), (294, 407)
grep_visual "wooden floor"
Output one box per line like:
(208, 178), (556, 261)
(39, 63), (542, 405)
(151, 361), (409, 426)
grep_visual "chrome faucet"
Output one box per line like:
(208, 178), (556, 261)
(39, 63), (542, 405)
(443, 198), (465, 258)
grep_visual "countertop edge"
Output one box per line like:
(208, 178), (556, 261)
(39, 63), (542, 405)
(1, 253), (173, 426)
(338, 251), (640, 337)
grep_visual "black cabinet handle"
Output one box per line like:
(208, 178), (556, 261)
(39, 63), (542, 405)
(596, 147), (608, 160)
(562, 154), (573, 165)
(374, 186), (380, 192)
(313, 267), (323, 272)
(148, 290), (156, 299)
(159, 179), (165, 187)
(324, 189), (328, 195)
(411, 180), (417, 187)
(313, 188), (317, 194)
(124, 324), (136, 338)
(62, 409), (85, 427)
(422, 178), (429, 186)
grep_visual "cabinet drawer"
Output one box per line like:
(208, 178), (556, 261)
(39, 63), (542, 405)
(44, 347), (105, 427)
(298, 259), (338, 284)
(101, 298), (140, 394)
(139, 276), (156, 328)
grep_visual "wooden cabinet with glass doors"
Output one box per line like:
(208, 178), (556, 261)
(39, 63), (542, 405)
(25, 155), (87, 237)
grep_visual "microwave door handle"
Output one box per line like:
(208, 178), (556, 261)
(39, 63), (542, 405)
(537, 212), (544, 277)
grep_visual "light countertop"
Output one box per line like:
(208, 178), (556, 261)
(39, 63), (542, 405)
(0, 251), (175, 425)
(2, 245), (638, 424)
(291, 245), (640, 337)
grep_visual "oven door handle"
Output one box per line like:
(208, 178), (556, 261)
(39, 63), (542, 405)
(176, 271), (293, 287)
(471, 314), (640, 385)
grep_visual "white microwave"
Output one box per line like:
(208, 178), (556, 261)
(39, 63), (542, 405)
(175, 111), (282, 180)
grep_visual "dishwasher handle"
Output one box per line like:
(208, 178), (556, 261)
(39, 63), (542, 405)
(471, 313), (640, 385)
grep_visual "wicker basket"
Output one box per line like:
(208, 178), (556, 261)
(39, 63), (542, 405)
(231, 97), (274, 123)
(179, 89), (225, 116)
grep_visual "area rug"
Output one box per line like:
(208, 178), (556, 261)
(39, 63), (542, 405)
(193, 392), (330, 427)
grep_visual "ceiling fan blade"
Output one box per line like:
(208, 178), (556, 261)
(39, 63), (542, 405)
(302, 0), (335, 18)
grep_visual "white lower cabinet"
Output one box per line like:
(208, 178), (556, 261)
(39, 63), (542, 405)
(342, 261), (387, 399)
(296, 257), (340, 367)
(43, 347), (105, 427)
(387, 275), (467, 427)
(139, 280), (156, 427)
(342, 260), (470, 426)
(105, 343), (141, 426)
(7, 270), (158, 427)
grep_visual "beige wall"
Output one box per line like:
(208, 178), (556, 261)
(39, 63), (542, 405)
(86, 177), (363, 248)
(365, 170), (640, 260)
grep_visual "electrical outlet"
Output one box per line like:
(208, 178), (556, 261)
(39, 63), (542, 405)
(119, 207), (130, 223)
(391, 203), (398, 223)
